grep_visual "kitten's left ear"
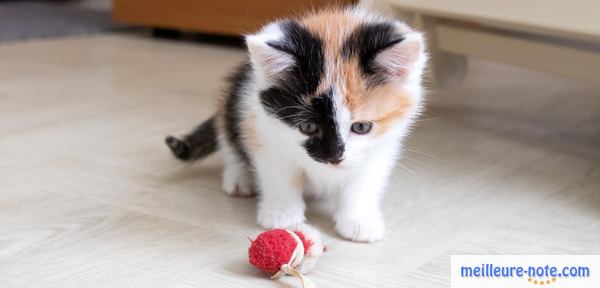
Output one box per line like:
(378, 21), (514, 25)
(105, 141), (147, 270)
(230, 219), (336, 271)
(245, 22), (294, 82)
(374, 30), (426, 81)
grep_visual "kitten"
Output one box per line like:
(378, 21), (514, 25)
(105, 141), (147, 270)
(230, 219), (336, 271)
(166, 7), (427, 242)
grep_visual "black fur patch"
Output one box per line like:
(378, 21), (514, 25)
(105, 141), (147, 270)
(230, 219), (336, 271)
(266, 21), (324, 96)
(260, 87), (312, 127)
(342, 22), (404, 81)
(165, 135), (191, 160)
(224, 62), (253, 165)
(302, 90), (344, 164)
(165, 117), (217, 161)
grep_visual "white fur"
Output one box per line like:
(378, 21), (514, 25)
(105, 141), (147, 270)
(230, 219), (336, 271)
(225, 11), (427, 242)
(220, 133), (254, 197)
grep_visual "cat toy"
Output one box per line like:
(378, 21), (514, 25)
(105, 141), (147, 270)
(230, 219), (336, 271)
(248, 224), (324, 288)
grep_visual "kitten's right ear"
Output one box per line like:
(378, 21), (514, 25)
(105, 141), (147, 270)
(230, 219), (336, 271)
(245, 22), (294, 82)
(373, 30), (426, 82)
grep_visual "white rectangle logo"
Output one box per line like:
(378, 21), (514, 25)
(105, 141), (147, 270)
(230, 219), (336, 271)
(451, 255), (600, 288)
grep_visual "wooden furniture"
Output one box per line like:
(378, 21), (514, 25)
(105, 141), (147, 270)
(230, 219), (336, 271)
(113, 0), (357, 36)
(371, 0), (600, 86)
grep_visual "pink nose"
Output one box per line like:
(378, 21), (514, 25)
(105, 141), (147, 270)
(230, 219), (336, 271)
(328, 158), (343, 165)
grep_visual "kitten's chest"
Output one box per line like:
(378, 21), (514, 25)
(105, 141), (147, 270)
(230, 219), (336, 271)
(302, 163), (354, 195)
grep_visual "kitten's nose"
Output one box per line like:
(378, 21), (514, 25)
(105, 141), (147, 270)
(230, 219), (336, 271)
(323, 138), (344, 165)
(326, 149), (344, 165)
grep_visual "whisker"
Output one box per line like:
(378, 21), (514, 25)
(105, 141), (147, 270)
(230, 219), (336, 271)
(394, 163), (417, 177)
(393, 163), (426, 184)
(415, 116), (442, 122)
(401, 155), (431, 169)
(404, 148), (444, 162)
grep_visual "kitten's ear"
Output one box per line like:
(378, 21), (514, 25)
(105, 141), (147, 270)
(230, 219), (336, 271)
(374, 30), (426, 81)
(245, 22), (294, 82)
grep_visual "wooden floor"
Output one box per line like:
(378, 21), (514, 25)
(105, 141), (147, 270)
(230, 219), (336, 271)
(0, 34), (599, 288)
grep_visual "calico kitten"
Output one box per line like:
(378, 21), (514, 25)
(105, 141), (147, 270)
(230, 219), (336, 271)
(166, 7), (427, 242)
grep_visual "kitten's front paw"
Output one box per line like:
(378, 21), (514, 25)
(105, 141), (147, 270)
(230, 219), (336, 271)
(257, 207), (305, 229)
(335, 215), (385, 243)
(224, 182), (256, 197)
(222, 166), (256, 197)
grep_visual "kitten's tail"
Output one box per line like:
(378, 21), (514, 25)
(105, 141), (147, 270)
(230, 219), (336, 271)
(165, 117), (218, 161)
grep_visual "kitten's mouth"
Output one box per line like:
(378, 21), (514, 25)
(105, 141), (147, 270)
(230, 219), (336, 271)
(327, 158), (344, 166)
(310, 156), (346, 167)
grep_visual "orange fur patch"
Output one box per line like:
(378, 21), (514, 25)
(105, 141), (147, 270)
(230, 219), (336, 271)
(373, 96), (413, 135)
(339, 57), (367, 111)
(352, 83), (413, 135)
(291, 170), (305, 190)
(241, 111), (261, 152)
(215, 94), (228, 136)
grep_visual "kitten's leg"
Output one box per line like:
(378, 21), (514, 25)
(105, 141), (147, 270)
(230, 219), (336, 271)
(334, 175), (386, 242)
(221, 139), (255, 197)
(254, 158), (305, 228)
(334, 156), (395, 242)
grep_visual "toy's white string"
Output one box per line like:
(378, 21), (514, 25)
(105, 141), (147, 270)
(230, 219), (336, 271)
(279, 264), (315, 288)
(270, 229), (315, 288)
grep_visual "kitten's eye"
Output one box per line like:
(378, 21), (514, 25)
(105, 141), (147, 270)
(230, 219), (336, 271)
(299, 122), (318, 135)
(351, 121), (373, 134)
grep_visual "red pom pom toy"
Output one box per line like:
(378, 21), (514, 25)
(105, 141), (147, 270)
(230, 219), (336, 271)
(248, 224), (324, 288)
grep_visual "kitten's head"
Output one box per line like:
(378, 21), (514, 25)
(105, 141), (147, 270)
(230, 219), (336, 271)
(246, 8), (427, 166)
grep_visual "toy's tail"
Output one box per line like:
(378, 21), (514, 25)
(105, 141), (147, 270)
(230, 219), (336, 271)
(165, 116), (218, 161)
